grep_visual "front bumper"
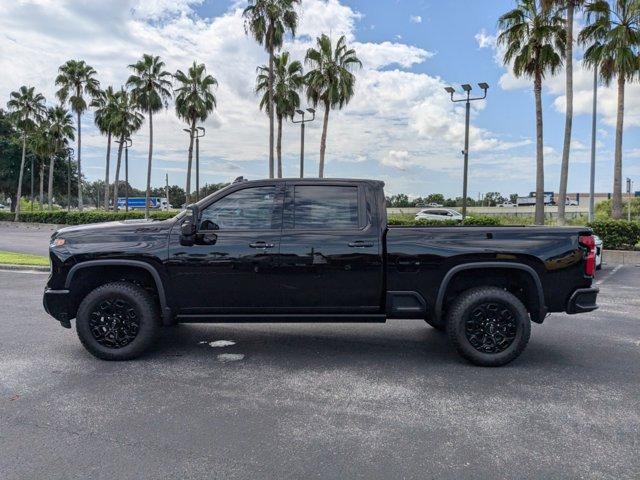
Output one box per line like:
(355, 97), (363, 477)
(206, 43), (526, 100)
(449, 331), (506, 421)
(43, 288), (72, 328)
(566, 287), (599, 314)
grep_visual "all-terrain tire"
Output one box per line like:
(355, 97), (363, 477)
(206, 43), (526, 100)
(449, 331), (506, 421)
(76, 281), (160, 360)
(447, 287), (531, 367)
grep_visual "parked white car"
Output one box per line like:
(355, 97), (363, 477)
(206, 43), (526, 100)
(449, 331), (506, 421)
(498, 202), (516, 207)
(415, 208), (463, 222)
(594, 235), (603, 270)
(426, 202), (443, 208)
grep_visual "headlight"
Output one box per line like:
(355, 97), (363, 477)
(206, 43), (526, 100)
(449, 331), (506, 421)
(50, 238), (66, 248)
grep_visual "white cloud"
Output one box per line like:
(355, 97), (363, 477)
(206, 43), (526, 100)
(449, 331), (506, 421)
(475, 29), (496, 49)
(410, 15), (422, 24)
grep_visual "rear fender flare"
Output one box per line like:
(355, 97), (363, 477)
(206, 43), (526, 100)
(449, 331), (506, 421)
(435, 262), (546, 323)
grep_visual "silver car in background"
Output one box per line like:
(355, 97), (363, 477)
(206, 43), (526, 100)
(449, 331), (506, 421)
(415, 208), (463, 222)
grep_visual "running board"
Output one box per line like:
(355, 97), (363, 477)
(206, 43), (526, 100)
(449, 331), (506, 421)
(176, 313), (387, 323)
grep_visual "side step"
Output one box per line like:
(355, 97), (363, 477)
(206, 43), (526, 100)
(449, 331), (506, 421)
(176, 313), (387, 323)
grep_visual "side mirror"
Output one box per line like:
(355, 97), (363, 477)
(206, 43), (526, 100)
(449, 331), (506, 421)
(180, 204), (199, 245)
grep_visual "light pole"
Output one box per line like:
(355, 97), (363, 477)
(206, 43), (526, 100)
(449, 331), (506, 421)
(29, 153), (35, 211)
(444, 83), (489, 218)
(292, 108), (316, 178)
(124, 138), (132, 212)
(65, 147), (74, 212)
(589, 65), (598, 222)
(627, 177), (633, 222)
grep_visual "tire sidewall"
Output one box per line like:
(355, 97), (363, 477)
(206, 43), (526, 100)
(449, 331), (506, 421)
(76, 283), (158, 360)
(449, 288), (530, 367)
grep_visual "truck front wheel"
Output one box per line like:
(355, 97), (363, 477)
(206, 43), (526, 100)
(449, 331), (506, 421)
(76, 282), (160, 360)
(447, 287), (531, 367)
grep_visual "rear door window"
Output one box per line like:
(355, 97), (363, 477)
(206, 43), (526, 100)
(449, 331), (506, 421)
(293, 185), (359, 229)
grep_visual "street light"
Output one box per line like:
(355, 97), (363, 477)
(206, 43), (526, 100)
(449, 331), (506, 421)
(292, 108), (316, 178)
(444, 82), (489, 218)
(114, 138), (132, 211)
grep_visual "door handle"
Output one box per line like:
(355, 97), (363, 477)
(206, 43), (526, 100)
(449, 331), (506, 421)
(348, 240), (374, 248)
(249, 241), (275, 249)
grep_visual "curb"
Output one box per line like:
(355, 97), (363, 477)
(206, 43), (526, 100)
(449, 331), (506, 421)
(0, 264), (49, 272)
(602, 249), (640, 266)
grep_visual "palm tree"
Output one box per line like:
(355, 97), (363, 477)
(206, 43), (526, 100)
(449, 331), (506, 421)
(174, 61), (218, 204)
(47, 106), (75, 210)
(498, 0), (566, 225)
(92, 86), (119, 210)
(243, 0), (300, 179)
(305, 34), (362, 178)
(580, 0), (640, 219)
(126, 54), (172, 218)
(30, 117), (53, 209)
(55, 60), (100, 211)
(543, 0), (585, 225)
(111, 88), (144, 208)
(256, 51), (304, 178)
(6, 86), (46, 219)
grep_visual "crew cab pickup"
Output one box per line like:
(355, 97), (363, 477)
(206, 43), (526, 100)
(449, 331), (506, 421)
(44, 178), (599, 366)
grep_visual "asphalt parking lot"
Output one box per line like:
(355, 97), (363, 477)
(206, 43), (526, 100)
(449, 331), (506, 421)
(1, 265), (639, 479)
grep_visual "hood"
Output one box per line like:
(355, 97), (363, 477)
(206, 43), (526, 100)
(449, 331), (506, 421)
(55, 218), (178, 240)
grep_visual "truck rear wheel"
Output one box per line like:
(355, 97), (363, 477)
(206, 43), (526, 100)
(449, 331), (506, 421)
(76, 282), (160, 361)
(446, 287), (530, 367)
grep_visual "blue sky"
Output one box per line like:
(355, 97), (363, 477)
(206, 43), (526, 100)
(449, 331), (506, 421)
(1, 0), (639, 198)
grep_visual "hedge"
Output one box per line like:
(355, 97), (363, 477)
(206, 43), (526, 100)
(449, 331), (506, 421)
(0, 210), (177, 225)
(587, 219), (640, 250)
(387, 214), (501, 227)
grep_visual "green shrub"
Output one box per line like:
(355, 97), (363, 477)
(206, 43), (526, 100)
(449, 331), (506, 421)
(0, 210), (177, 225)
(387, 213), (500, 227)
(587, 219), (640, 250)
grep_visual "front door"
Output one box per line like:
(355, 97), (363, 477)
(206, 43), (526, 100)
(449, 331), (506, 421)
(276, 182), (383, 313)
(167, 184), (284, 314)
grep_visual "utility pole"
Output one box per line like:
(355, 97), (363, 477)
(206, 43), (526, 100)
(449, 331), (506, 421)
(444, 83), (489, 218)
(589, 65), (598, 222)
(165, 173), (169, 209)
(292, 108), (316, 178)
(125, 138), (131, 212)
(65, 147), (74, 212)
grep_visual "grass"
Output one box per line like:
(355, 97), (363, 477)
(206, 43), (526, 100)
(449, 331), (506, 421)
(0, 251), (49, 267)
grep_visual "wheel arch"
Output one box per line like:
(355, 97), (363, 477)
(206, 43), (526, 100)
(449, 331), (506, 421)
(435, 262), (547, 324)
(65, 259), (171, 325)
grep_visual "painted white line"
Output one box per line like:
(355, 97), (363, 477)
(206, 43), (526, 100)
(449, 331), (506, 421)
(596, 264), (623, 285)
(217, 353), (244, 363)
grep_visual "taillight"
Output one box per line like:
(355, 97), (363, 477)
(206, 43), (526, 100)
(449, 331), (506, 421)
(579, 234), (596, 277)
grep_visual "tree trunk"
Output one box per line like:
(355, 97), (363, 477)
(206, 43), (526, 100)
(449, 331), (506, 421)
(277, 115), (283, 178)
(611, 75), (625, 219)
(14, 135), (27, 220)
(319, 100), (330, 179)
(185, 117), (196, 204)
(104, 131), (112, 210)
(534, 71), (545, 226)
(39, 162), (44, 209)
(113, 134), (125, 210)
(48, 154), (55, 210)
(268, 27), (275, 179)
(145, 108), (153, 219)
(76, 105), (83, 211)
(557, 2), (574, 226)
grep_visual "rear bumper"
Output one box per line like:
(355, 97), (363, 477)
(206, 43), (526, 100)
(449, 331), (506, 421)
(43, 288), (72, 327)
(566, 287), (599, 314)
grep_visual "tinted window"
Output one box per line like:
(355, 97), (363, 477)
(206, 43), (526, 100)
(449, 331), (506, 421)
(294, 185), (359, 229)
(200, 186), (278, 230)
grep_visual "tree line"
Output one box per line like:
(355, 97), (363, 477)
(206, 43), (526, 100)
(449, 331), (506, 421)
(4, 0), (363, 220)
(499, 0), (640, 224)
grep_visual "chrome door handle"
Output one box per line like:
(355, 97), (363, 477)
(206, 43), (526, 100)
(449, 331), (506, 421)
(348, 241), (374, 248)
(249, 241), (275, 249)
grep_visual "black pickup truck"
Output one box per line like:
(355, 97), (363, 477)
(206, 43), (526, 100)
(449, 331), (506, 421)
(44, 178), (599, 366)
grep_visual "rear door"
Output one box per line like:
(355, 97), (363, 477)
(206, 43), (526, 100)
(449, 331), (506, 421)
(276, 182), (383, 313)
